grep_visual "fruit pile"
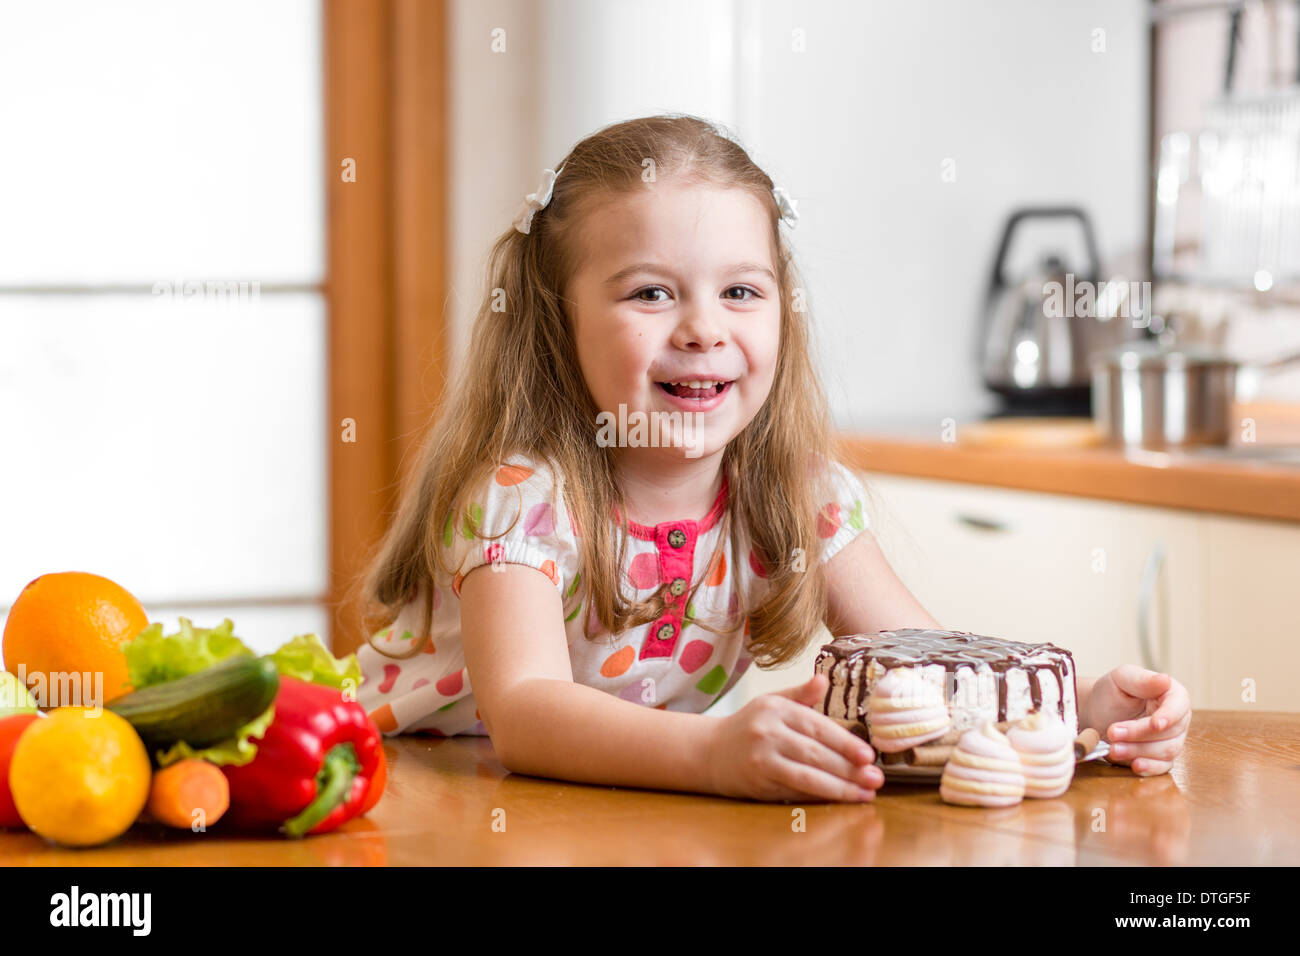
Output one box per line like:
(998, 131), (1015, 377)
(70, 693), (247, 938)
(1, 572), (385, 847)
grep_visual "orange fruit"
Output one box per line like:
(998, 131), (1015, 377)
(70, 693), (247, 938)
(2, 572), (147, 706)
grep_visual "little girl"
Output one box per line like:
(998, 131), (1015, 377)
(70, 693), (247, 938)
(355, 114), (1190, 802)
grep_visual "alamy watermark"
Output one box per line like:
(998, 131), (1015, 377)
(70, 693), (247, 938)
(595, 404), (705, 458)
(151, 279), (261, 304)
(1043, 275), (1150, 325)
(3, 665), (103, 713)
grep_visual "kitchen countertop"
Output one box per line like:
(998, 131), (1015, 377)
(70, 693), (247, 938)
(3, 709), (1296, 865)
(834, 400), (1300, 523)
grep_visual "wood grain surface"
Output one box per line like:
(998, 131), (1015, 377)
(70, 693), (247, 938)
(2, 710), (1295, 866)
(835, 401), (1300, 524)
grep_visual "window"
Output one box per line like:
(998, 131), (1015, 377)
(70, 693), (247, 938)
(0, 0), (327, 653)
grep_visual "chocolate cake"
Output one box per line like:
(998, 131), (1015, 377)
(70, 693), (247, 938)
(813, 629), (1079, 766)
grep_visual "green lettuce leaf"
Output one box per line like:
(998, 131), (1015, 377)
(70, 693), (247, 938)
(123, 617), (262, 767)
(124, 617), (254, 689)
(265, 633), (362, 690)
(154, 702), (276, 769)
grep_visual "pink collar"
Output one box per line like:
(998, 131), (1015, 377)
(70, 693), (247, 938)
(620, 474), (729, 541)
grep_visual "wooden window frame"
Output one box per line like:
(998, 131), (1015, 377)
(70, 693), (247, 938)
(324, 0), (448, 654)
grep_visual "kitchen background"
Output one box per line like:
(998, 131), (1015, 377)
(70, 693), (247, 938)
(2, 1), (1297, 711)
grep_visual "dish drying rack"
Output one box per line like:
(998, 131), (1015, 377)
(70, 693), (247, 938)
(1153, 1), (1300, 294)
(1156, 89), (1300, 289)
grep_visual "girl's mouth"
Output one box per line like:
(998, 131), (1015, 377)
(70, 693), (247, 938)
(656, 380), (732, 400)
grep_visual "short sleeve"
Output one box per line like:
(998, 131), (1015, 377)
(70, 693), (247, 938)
(818, 459), (870, 564)
(446, 455), (578, 595)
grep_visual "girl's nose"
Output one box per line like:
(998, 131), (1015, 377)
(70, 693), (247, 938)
(672, 304), (728, 350)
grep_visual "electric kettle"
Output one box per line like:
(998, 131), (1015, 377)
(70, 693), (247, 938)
(978, 207), (1137, 413)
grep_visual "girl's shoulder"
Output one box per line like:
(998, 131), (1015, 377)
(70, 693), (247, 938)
(452, 451), (574, 537)
(477, 452), (567, 504)
(815, 456), (871, 563)
(446, 452), (579, 593)
(823, 456), (869, 506)
(465, 452), (572, 520)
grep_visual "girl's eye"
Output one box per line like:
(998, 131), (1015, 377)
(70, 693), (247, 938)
(632, 285), (761, 303)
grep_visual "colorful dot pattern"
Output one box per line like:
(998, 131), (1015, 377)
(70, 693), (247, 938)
(354, 455), (870, 737)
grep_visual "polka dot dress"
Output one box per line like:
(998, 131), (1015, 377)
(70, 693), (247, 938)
(357, 456), (870, 738)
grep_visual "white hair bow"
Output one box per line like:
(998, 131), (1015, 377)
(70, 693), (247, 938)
(513, 165), (798, 234)
(513, 165), (565, 235)
(773, 185), (799, 228)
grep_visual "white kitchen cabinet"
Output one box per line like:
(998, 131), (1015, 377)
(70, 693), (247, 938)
(855, 474), (1205, 702)
(715, 470), (1300, 718)
(1199, 514), (1300, 711)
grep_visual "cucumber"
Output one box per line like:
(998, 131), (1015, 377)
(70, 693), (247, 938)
(106, 655), (280, 750)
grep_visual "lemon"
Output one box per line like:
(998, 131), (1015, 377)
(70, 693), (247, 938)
(10, 707), (151, 846)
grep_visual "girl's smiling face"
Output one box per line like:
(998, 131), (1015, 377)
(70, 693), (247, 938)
(565, 180), (781, 461)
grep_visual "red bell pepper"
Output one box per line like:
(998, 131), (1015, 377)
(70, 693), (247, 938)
(221, 675), (382, 837)
(359, 743), (387, 815)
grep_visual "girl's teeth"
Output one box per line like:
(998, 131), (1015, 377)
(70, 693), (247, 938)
(659, 379), (727, 393)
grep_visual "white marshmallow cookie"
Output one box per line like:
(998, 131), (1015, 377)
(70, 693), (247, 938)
(865, 668), (950, 753)
(939, 721), (1026, 808)
(1006, 710), (1076, 799)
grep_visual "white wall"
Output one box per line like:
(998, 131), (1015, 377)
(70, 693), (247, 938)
(450, 0), (1149, 426)
(449, 0), (753, 359)
(449, 0), (541, 361)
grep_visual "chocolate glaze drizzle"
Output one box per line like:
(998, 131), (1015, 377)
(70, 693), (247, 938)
(815, 628), (1077, 725)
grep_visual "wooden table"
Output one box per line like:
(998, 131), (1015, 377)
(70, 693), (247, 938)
(3, 710), (1296, 865)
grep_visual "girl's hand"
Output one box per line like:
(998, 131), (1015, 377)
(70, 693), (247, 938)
(1088, 665), (1191, 777)
(704, 674), (883, 802)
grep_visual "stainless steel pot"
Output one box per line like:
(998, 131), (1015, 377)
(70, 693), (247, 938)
(1090, 340), (1300, 449)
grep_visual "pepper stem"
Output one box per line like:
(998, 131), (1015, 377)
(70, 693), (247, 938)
(282, 743), (361, 838)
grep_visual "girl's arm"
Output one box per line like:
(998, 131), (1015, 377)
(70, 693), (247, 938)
(824, 530), (1107, 730)
(823, 528), (942, 636)
(459, 564), (715, 793)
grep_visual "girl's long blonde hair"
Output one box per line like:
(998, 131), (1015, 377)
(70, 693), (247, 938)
(357, 113), (842, 668)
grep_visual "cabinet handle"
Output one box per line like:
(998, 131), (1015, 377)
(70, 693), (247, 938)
(1138, 543), (1166, 672)
(955, 513), (1010, 532)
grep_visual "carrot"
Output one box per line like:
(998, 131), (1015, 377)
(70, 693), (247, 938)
(146, 759), (229, 830)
